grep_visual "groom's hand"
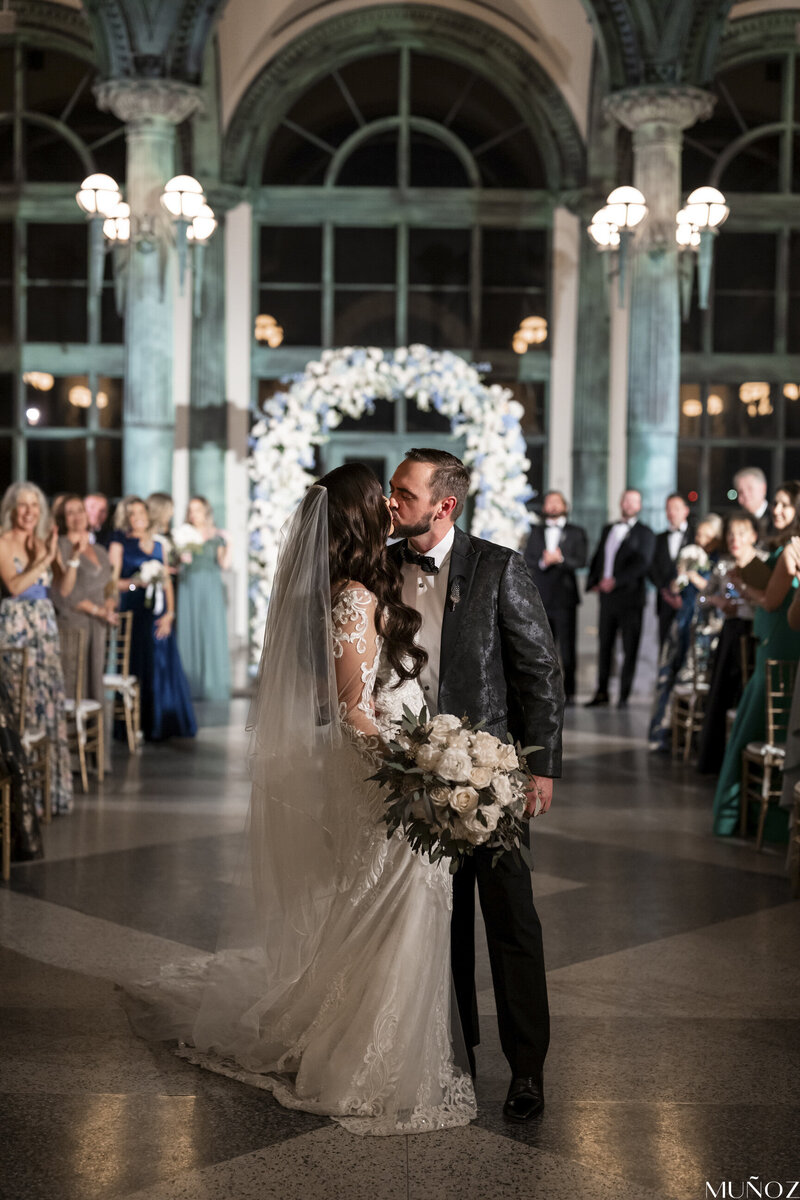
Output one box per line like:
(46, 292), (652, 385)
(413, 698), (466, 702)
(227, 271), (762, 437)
(525, 775), (553, 817)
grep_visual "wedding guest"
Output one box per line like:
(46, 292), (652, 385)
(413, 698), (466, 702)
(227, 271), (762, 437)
(696, 513), (762, 775)
(0, 673), (44, 862)
(175, 496), (232, 703)
(648, 514), (722, 751)
(649, 493), (694, 648)
(84, 492), (112, 548)
(712, 482), (800, 840)
(52, 494), (118, 702)
(779, 536), (800, 822)
(147, 492), (177, 570)
(109, 496), (196, 742)
(734, 467), (772, 545)
(523, 491), (587, 705)
(0, 482), (75, 814)
(585, 488), (656, 708)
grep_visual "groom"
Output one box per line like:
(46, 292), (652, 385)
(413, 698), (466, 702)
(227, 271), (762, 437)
(388, 448), (564, 1121)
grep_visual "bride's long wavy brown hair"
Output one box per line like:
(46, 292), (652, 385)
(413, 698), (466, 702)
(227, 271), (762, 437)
(319, 463), (427, 683)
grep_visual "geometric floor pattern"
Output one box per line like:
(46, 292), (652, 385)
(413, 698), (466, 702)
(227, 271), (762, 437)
(2, 698), (798, 1200)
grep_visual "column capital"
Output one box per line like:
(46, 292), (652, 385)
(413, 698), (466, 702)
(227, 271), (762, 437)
(604, 86), (715, 135)
(94, 78), (203, 127)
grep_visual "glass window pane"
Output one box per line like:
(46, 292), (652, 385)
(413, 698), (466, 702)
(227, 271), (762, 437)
(713, 293), (775, 354)
(97, 377), (123, 430)
(258, 289), (320, 346)
(0, 47), (12, 109)
(708, 445), (773, 511)
(0, 436), (11, 487)
(714, 233), (776, 292)
(101, 285), (124, 344)
(27, 223), (87, 280)
(261, 125), (330, 186)
(504, 381), (545, 436)
(0, 223), (11, 280)
(405, 403), (452, 434)
(409, 132), (470, 187)
(409, 229), (470, 287)
(335, 228), (395, 284)
(525, 443), (545, 507)
(719, 134), (781, 193)
(0, 125), (14, 185)
(0, 375), (12, 426)
(335, 398), (395, 432)
(678, 444), (702, 505)
(785, 386), (800, 438)
(333, 289), (395, 345)
(26, 284), (88, 342)
(407, 290), (469, 348)
(783, 446), (800, 481)
(679, 384), (703, 438)
(94, 437), (122, 499)
(706, 382), (777, 439)
(336, 132), (398, 187)
(24, 119), (86, 183)
(482, 230), (547, 288)
(27, 437), (86, 495)
(720, 58), (784, 128)
(25, 375), (90, 429)
(259, 227), (322, 284)
(481, 292), (545, 352)
(0, 284), (13, 343)
(337, 54), (399, 124)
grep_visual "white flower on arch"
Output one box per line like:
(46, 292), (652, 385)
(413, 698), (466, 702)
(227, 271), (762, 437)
(248, 344), (533, 661)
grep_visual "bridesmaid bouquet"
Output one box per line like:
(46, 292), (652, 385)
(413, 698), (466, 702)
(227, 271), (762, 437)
(137, 559), (166, 610)
(372, 708), (541, 872)
(674, 545), (710, 590)
(173, 523), (204, 564)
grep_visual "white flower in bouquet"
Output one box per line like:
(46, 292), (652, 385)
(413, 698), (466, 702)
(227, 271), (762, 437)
(173, 523), (204, 562)
(674, 544), (711, 590)
(372, 706), (543, 872)
(138, 559), (165, 586)
(136, 559), (166, 611)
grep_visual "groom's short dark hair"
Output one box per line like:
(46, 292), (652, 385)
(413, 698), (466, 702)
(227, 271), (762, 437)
(405, 448), (471, 520)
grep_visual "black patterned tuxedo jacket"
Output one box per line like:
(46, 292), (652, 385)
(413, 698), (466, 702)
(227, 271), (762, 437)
(391, 527), (564, 778)
(523, 522), (589, 612)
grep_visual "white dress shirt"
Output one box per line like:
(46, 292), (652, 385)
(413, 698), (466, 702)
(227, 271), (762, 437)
(603, 518), (637, 580)
(400, 525), (455, 716)
(667, 521), (688, 562)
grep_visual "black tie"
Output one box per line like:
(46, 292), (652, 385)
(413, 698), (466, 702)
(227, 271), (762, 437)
(403, 546), (439, 575)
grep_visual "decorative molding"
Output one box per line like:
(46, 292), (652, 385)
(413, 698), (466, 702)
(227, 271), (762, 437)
(222, 4), (585, 191)
(718, 9), (800, 69)
(81, 0), (226, 84)
(95, 77), (203, 125)
(7, 0), (95, 59)
(604, 84), (715, 132)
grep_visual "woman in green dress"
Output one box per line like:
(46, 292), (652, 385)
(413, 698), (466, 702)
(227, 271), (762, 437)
(712, 482), (800, 840)
(175, 497), (232, 703)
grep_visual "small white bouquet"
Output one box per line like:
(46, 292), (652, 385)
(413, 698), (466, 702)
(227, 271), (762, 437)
(674, 544), (710, 591)
(172, 523), (204, 564)
(136, 559), (166, 611)
(371, 707), (542, 872)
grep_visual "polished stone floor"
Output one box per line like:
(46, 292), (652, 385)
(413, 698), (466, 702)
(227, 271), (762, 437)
(1, 686), (798, 1200)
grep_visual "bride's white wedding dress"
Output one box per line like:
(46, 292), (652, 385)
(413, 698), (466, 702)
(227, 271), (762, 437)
(126, 583), (476, 1136)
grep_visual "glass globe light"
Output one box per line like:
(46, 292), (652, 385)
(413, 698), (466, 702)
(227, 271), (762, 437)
(161, 175), (205, 220)
(783, 383), (799, 401)
(605, 186), (647, 230)
(706, 393), (724, 416)
(103, 201), (130, 243)
(186, 204), (217, 243)
(684, 187), (729, 230)
(519, 316), (548, 345)
(76, 173), (122, 218)
(587, 207), (620, 248)
(682, 397), (703, 418)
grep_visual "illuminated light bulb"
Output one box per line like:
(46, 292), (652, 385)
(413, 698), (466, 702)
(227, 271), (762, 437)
(682, 398), (703, 418)
(684, 186), (729, 230)
(96, 391), (109, 410)
(26, 406), (41, 424)
(739, 382), (770, 405)
(76, 173), (122, 218)
(161, 175), (205, 220)
(605, 186), (647, 229)
(784, 383), (800, 401)
(68, 385), (92, 408)
(706, 393), (724, 416)
(22, 371), (54, 391)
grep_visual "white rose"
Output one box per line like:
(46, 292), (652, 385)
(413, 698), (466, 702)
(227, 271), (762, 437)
(428, 714), (463, 745)
(471, 731), (502, 768)
(415, 743), (442, 772)
(468, 764), (494, 790)
(436, 747), (473, 783)
(496, 743), (520, 771)
(449, 785), (479, 815)
(446, 727), (472, 751)
(429, 785), (453, 809)
(463, 803), (501, 837)
(491, 774), (514, 807)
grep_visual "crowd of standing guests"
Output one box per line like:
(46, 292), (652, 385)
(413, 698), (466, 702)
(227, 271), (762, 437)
(524, 466), (800, 847)
(0, 483), (233, 852)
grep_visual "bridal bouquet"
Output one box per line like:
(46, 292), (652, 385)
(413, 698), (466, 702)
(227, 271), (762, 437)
(136, 559), (166, 610)
(172, 523), (204, 564)
(372, 708), (541, 872)
(674, 545), (710, 590)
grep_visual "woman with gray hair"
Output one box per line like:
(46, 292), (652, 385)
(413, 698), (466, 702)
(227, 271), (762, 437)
(0, 481), (76, 814)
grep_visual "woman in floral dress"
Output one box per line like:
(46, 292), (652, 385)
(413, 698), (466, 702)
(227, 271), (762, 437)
(0, 482), (75, 814)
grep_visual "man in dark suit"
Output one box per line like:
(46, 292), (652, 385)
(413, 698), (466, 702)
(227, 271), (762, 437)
(524, 491), (588, 705)
(649, 492), (694, 648)
(388, 448), (563, 1123)
(585, 488), (656, 708)
(734, 466), (772, 547)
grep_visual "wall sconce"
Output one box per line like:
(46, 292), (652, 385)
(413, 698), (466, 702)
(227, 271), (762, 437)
(588, 186), (648, 306)
(68, 385), (108, 410)
(255, 313), (284, 347)
(22, 371), (54, 392)
(739, 381), (772, 417)
(681, 397), (703, 418)
(706, 392), (724, 416)
(512, 316), (548, 354)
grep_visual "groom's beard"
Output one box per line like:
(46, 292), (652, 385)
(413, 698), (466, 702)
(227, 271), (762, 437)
(392, 510), (436, 539)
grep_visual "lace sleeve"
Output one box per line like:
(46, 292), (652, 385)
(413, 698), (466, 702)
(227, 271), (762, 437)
(331, 585), (383, 755)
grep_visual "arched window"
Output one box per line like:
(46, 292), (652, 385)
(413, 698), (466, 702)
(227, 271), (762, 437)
(0, 36), (126, 495)
(246, 38), (562, 495)
(679, 39), (800, 509)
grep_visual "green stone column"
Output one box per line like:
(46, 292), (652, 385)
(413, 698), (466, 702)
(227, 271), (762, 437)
(95, 79), (202, 498)
(604, 87), (714, 532)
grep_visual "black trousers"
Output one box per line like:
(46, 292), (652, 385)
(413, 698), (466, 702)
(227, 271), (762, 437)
(696, 616), (751, 774)
(545, 604), (577, 697)
(451, 826), (550, 1077)
(596, 594), (644, 701)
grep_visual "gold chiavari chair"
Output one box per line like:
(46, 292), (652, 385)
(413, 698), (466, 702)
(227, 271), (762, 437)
(0, 769), (10, 881)
(103, 611), (140, 753)
(741, 659), (798, 850)
(58, 624), (104, 793)
(790, 781), (800, 899)
(671, 623), (713, 763)
(0, 645), (51, 822)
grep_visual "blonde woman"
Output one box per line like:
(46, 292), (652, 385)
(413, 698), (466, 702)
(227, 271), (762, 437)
(0, 482), (75, 813)
(175, 496), (231, 702)
(108, 496), (196, 741)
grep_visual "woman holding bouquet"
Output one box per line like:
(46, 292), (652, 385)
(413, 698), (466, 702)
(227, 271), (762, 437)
(125, 465), (476, 1135)
(109, 497), (196, 742)
(174, 497), (231, 702)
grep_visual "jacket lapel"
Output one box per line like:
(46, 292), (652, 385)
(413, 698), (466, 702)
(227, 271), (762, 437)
(439, 526), (478, 688)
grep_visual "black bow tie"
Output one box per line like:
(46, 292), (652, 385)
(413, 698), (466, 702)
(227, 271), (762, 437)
(403, 546), (439, 575)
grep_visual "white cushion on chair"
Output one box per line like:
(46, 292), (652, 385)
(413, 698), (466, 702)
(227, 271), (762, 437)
(744, 741), (785, 766)
(21, 728), (46, 750)
(103, 672), (136, 688)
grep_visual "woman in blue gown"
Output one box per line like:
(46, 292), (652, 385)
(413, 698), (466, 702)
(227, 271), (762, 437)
(109, 496), (196, 742)
(712, 483), (800, 841)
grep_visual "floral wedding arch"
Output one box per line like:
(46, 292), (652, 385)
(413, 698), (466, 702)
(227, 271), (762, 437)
(248, 344), (533, 660)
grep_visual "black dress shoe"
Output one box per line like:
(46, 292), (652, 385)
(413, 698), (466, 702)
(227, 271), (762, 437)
(617, 697), (628, 709)
(584, 692), (609, 708)
(503, 1075), (545, 1121)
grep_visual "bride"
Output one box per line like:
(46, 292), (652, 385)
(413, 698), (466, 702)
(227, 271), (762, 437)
(126, 463), (476, 1135)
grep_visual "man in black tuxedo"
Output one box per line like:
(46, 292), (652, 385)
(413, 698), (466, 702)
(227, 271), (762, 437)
(524, 491), (588, 704)
(585, 488), (656, 708)
(388, 448), (563, 1123)
(649, 493), (694, 648)
(734, 466), (772, 546)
